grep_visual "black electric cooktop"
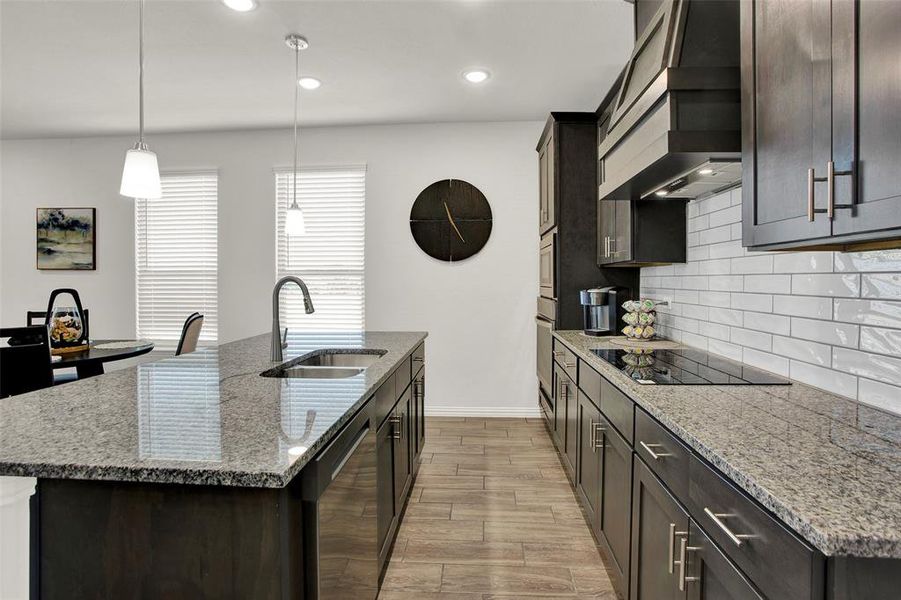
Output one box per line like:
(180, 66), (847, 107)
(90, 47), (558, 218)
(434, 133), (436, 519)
(591, 347), (792, 385)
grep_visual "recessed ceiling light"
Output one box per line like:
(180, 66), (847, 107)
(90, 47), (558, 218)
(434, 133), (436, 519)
(655, 190), (669, 197)
(222, 0), (257, 12)
(698, 168), (714, 175)
(463, 69), (491, 84)
(298, 77), (321, 90)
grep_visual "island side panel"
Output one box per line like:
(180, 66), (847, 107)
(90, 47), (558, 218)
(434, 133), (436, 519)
(34, 478), (304, 600)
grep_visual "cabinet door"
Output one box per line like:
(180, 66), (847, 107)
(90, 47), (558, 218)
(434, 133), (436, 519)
(685, 521), (763, 600)
(552, 365), (566, 447)
(539, 139), (549, 233)
(598, 200), (617, 265)
(563, 373), (578, 478)
(612, 200), (633, 263)
(832, 0), (901, 237)
(740, 0), (833, 247)
(415, 374), (425, 458)
(392, 393), (412, 510)
(376, 418), (396, 558)
(630, 456), (688, 600)
(577, 392), (603, 528)
(600, 416), (633, 595)
(539, 133), (556, 234)
(539, 233), (555, 298)
(536, 317), (553, 397)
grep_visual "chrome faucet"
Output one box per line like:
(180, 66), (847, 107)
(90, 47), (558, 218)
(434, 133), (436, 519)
(271, 275), (315, 362)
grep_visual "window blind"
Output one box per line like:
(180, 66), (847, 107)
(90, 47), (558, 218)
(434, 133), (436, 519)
(135, 171), (218, 350)
(275, 166), (366, 335)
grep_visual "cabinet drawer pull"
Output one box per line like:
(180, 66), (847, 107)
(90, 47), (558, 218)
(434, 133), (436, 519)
(639, 441), (672, 461)
(703, 507), (753, 547)
(667, 523), (688, 574)
(807, 167), (827, 221)
(563, 361), (576, 368)
(553, 350), (565, 358)
(826, 160), (855, 219)
(593, 422), (605, 450)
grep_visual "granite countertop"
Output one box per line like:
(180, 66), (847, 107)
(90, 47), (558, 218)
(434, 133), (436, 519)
(0, 331), (426, 488)
(554, 330), (901, 559)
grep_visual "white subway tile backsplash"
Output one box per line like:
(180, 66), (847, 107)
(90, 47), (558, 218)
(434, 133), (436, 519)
(744, 311), (790, 336)
(791, 274), (860, 297)
(772, 252), (833, 273)
(790, 317), (859, 348)
(731, 292), (773, 313)
(857, 378), (901, 415)
(861, 273), (901, 299)
(708, 275), (743, 291)
(833, 298), (901, 329)
(731, 255), (774, 275)
(639, 185), (901, 410)
(789, 361), (858, 398)
(709, 338), (743, 361)
(730, 327), (772, 351)
(834, 249), (901, 272)
(773, 295), (833, 319)
(744, 274), (791, 294)
(699, 224), (733, 246)
(833, 347), (901, 388)
(859, 326), (901, 357)
(773, 336), (831, 366)
(742, 348), (789, 377)
(708, 205), (742, 228)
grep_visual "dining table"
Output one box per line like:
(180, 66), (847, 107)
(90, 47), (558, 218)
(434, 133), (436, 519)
(53, 339), (155, 378)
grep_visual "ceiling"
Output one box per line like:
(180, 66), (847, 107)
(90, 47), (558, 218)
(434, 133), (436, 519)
(0, 0), (633, 139)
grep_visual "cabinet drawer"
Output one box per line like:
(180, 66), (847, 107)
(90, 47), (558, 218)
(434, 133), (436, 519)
(374, 371), (398, 428)
(634, 408), (690, 501)
(412, 343), (425, 376)
(600, 378), (634, 444)
(688, 454), (822, 600)
(537, 296), (556, 322)
(553, 339), (577, 382)
(539, 233), (556, 299)
(396, 356), (412, 396)
(578, 361), (602, 407)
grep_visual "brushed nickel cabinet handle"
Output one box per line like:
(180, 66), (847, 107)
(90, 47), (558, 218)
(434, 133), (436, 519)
(640, 441), (672, 461)
(593, 422), (605, 450)
(827, 160), (855, 220)
(703, 507), (753, 547)
(667, 523), (688, 574)
(677, 537), (701, 591)
(553, 351), (565, 358)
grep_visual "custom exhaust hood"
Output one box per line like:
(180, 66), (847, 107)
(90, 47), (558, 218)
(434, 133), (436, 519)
(597, 0), (741, 202)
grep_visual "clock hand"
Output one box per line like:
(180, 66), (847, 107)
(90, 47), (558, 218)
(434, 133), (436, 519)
(444, 201), (466, 243)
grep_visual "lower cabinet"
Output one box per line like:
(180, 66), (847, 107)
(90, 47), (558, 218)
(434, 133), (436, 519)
(577, 391), (603, 528)
(599, 414), (632, 592)
(630, 456), (688, 600)
(413, 371), (425, 459)
(685, 521), (763, 600)
(392, 388), (413, 510)
(376, 416), (396, 561)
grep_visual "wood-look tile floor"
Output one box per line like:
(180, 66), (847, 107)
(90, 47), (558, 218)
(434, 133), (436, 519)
(378, 417), (618, 600)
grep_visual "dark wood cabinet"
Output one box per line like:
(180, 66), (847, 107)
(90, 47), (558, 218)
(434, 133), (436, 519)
(552, 363), (566, 447)
(630, 456), (688, 600)
(599, 415), (633, 595)
(538, 131), (556, 235)
(577, 391), (603, 528)
(412, 371), (425, 460)
(685, 521), (763, 600)
(376, 416), (396, 561)
(741, 0), (901, 250)
(598, 198), (687, 267)
(563, 371), (579, 478)
(392, 389), (412, 512)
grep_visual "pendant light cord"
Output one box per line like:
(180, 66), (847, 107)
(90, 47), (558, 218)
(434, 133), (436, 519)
(292, 42), (300, 209)
(138, 0), (145, 148)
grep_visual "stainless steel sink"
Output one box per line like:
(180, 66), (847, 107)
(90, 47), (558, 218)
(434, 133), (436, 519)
(294, 352), (385, 368)
(277, 366), (364, 379)
(260, 349), (387, 379)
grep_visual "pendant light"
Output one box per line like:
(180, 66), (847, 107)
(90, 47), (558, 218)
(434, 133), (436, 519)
(285, 34), (308, 236)
(120, 0), (161, 200)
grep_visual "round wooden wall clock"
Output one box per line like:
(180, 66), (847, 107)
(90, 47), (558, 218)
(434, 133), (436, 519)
(409, 179), (492, 262)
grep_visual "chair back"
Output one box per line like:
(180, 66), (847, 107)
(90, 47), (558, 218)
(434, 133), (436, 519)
(0, 326), (54, 398)
(176, 313), (204, 356)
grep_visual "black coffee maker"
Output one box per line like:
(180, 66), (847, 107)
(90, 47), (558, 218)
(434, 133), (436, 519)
(579, 287), (627, 336)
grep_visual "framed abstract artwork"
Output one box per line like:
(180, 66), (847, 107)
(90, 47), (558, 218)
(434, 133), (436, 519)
(36, 208), (96, 270)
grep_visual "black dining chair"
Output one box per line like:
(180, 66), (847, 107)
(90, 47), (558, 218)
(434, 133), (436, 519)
(175, 313), (204, 356)
(1, 326), (55, 398)
(26, 310), (88, 385)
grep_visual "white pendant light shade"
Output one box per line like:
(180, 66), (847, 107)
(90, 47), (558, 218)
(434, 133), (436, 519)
(286, 204), (306, 236)
(120, 147), (162, 199)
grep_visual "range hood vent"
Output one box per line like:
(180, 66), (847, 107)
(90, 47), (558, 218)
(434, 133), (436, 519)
(597, 0), (741, 202)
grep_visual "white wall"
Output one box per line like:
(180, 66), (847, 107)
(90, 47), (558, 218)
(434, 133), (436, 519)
(642, 186), (901, 416)
(1, 121), (542, 415)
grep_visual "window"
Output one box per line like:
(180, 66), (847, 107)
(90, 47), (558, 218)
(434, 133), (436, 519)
(275, 166), (365, 336)
(135, 171), (218, 350)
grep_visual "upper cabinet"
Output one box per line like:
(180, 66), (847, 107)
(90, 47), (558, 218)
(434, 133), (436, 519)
(538, 130), (556, 235)
(742, 0), (901, 250)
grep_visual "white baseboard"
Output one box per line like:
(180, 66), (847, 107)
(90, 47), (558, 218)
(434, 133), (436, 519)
(425, 405), (541, 418)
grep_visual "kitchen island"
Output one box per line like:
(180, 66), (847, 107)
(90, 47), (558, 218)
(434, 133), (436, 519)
(0, 330), (427, 599)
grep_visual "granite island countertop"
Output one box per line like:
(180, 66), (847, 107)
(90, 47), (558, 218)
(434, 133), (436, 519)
(554, 330), (901, 559)
(0, 331), (426, 488)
